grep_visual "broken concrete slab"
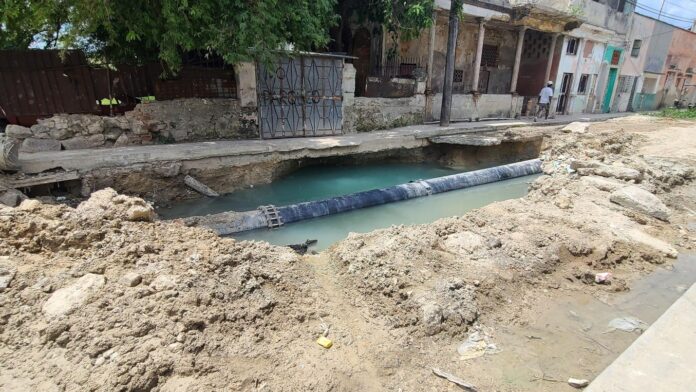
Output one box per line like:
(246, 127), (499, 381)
(20, 138), (62, 153)
(5, 124), (33, 139)
(576, 163), (642, 182)
(581, 176), (627, 192)
(429, 134), (503, 146)
(561, 122), (590, 134)
(61, 135), (106, 150)
(0, 189), (28, 207)
(624, 228), (678, 258)
(610, 186), (670, 221)
(42, 273), (106, 318)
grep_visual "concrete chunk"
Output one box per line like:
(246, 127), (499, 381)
(5, 124), (33, 139)
(20, 138), (61, 153)
(581, 176), (626, 192)
(610, 186), (670, 221)
(42, 273), (106, 318)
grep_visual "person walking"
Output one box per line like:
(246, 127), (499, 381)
(534, 81), (554, 121)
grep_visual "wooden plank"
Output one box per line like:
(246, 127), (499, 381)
(10, 171), (81, 188)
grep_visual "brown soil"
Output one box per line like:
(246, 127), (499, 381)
(1, 115), (695, 391)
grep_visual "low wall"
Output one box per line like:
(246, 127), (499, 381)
(343, 95), (426, 133)
(429, 94), (523, 121)
(8, 98), (258, 152)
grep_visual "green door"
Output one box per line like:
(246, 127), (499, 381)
(603, 68), (618, 113)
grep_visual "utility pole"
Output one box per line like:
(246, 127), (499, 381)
(440, 0), (462, 127)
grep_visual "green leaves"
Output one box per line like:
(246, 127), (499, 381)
(1, 0), (337, 71)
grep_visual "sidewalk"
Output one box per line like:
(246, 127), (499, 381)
(586, 280), (696, 392)
(18, 112), (631, 174)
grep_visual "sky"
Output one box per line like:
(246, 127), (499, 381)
(636, 0), (696, 29)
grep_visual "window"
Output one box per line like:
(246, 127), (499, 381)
(577, 74), (590, 94)
(611, 50), (621, 65)
(642, 77), (657, 93)
(589, 74), (598, 94)
(453, 69), (463, 83)
(617, 0), (626, 12)
(631, 40), (642, 57)
(618, 76), (633, 93)
(481, 44), (499, 67)
(566, 38), (579, 55)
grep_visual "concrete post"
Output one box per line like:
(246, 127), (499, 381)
(235, 62), (257, 108)
(472, 19), (486, 93)
(510, 27), (527, 94)
(342, 63), (357, 132)
(425, 12), (437, 122)
(568, 38), (586, 114)
(544, 34), (559, 85)
(440, 0), (462, 127)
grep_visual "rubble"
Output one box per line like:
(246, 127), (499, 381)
(0, 116), (693, 391)
(610, 186), (671, 221)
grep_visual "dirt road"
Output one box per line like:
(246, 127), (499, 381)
(0, 115), (694, 391)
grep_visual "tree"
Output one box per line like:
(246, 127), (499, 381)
(1, 0), (338, 70)
(336, 0), (435, 52)
(1, 0), (72, 49)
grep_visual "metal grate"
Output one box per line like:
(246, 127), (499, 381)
(481, 45), (499, 67)
(453, 70), (464, 83)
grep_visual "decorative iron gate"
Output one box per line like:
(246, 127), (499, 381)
(257, 55), (344, 138)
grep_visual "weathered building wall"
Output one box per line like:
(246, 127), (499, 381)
(8, 99), (258, 152)
(553, 35), (607, 114)
(343, 94), (426, 133)
(618, 15), (656, 112)
(429, 93), (522, 120)
(661, 28), (696, 106)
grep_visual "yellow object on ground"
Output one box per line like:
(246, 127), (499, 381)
(316, 336), (333, 349)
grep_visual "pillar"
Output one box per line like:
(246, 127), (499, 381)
(440, 0), (462, 127)
(510, 27), (527, 94)
(568, 38), (586, 114)
(472, 19), (486, 93)
(544, 34), (560, 85)
(425, 12), (437, 121)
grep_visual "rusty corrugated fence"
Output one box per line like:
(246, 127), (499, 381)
(0, 50), (237, 126)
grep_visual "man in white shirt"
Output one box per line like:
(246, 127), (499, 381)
(535, 81), (554, 121)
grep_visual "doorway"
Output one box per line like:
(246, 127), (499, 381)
(556, 73), (573, 114)
(603, 68), (618, 112)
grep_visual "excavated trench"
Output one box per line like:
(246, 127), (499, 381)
(159, 139), (543, 250)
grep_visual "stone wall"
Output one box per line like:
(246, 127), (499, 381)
(429, 93), (523, 121)
(343, 95), (426, 133)
(8, 98), (258, 153)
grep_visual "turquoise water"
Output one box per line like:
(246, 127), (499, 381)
(158, 163), (460, 218)
(159, 162), (538, 251)
(232, 174), (538, 251)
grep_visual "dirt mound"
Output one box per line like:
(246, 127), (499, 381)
(0, 192), (319, 391)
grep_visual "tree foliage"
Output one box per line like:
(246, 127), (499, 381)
(1, 0), (338, 70)
(340, 0), (435, 41)
(0, 0), (70, 49)
(1, 0), (435, 69)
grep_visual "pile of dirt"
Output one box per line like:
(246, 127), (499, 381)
(328, 119), (694, 338)
(0, 190), (324, 391)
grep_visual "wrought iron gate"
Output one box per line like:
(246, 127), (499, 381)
(257, 55), (344, 138)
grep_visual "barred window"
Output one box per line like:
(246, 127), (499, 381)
(577, 74), (590, 94)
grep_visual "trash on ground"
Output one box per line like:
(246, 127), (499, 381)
(567, 377), (590, 388)
(606, 316), (648, 333)
(316, 336), (333, 349)
(432, 368), (478, 392)
(595, 272), (613, 284)
(457, 330), (500, 360)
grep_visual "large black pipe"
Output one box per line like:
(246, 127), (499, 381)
(191, 159), (542, 235)
(277, 158), (541, 224)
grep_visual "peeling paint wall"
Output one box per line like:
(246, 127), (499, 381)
(554, 37), (606, 114)
(429, 93), (523, 120)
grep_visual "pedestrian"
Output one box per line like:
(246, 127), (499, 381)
(534, 81), (554, 122)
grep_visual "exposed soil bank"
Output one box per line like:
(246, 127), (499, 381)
(0, 115), (694, 391)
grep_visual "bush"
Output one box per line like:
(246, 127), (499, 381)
(657, 108), (696, 119)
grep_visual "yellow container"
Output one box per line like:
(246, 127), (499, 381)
(316, 336), (333, 349)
